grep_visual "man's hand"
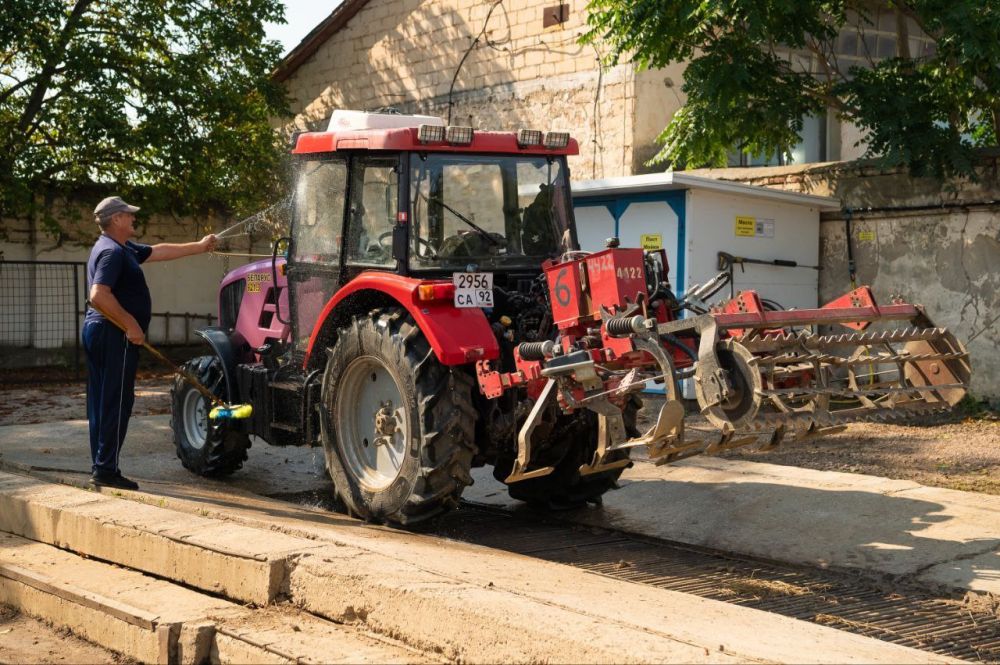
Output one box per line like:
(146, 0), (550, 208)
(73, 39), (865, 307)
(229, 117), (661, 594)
(125, 322), (145, 346)
(199, 234), (218, 253)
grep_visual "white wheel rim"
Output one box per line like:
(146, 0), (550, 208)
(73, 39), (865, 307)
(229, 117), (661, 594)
(182, 389), (209, 450)
(335, 356), (408, 491)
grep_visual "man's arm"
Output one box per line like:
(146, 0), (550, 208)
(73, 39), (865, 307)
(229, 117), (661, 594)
(147, 234), (217, 262)
(90, 284), (145, 345)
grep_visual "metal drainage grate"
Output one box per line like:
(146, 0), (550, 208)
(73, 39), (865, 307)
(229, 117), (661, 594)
(428, 504), (1000, 663)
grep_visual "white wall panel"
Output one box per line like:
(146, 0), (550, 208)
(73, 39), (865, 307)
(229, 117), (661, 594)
(573, 205), (616, 253)
(685, 190), (820, 310)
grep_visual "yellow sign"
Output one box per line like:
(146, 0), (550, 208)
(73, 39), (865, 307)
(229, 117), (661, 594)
(858, 230), (875, 241)
(640, 233), (662, 250)
(735, 215), (756, 237)
(245, 271), (268, 293)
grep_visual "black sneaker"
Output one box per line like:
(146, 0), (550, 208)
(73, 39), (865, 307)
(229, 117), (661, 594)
(88, 471), (139, 490)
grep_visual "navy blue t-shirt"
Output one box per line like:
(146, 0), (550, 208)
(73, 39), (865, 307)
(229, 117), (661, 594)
(85, 235), (154, 331)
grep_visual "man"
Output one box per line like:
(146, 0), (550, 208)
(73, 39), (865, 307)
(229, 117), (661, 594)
(84, 196), (217, 490)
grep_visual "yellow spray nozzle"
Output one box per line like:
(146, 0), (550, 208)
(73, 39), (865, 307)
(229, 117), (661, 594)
(209, 404), (253, 420)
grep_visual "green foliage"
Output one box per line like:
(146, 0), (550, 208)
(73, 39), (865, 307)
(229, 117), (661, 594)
(0, 0), (291, 232)
(582, 1), (1000, 177)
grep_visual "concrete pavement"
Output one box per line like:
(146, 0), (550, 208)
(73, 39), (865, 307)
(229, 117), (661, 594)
(0, 416), (959, 663)
(467, 457), (1000, 597)
(3, 415), (1000, 597)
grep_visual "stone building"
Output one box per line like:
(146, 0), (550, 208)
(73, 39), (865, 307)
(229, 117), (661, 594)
(274, 1), (937, 175)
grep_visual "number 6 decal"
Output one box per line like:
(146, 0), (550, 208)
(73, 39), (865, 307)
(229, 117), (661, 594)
(554, 267), (571, 307)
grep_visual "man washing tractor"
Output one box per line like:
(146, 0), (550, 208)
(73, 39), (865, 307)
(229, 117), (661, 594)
(84, 195), (217, 490)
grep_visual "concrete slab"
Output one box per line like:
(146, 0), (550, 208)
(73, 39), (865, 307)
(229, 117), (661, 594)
(0, 532), (433, 664)
(0, 531), (238, 663)
(0, 466), (950, 662)
(289, 542), (953, 664)
(214, 608), (434, 665)
(0, 472), (325, 604)
(466, 457), (1000, 595)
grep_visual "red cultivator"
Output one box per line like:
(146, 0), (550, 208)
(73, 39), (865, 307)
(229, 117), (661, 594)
(477, 247), (971, 482)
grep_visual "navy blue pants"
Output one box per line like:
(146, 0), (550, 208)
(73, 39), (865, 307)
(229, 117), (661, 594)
(82, 320), (139, 475)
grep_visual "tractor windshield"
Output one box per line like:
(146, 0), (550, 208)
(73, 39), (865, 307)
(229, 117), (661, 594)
(409, 153), (572, 270)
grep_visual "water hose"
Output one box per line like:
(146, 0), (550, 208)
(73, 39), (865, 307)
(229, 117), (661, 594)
(87, 302), (252, 420)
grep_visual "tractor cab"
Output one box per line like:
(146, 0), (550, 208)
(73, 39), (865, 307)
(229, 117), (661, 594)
(286, 110), (578, 352)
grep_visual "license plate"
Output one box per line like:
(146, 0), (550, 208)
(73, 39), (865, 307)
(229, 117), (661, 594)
(453, 272), (494, 308)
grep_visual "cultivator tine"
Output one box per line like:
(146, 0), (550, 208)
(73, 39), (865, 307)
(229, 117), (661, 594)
(579, 396), (632, 476)
(505, 379), (557, 483)
(635, 399), (686, 461)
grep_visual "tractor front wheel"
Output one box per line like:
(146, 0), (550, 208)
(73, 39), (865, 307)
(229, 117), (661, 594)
(171, 356), (252, 477)
(320, 309), (476, 525)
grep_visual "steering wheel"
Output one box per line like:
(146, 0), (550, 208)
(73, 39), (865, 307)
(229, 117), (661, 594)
(378, 230), (438, 258)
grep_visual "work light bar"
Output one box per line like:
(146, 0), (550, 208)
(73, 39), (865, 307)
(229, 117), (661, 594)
(543, 131), (570, 149)
(445, 125), (474, 145)
(418, 124), (446, 143)
(517, 129), (543, 147)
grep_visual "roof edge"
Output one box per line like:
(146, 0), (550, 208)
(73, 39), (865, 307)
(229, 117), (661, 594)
(572, 172), (841, 210)
(272, 0), (371, 83)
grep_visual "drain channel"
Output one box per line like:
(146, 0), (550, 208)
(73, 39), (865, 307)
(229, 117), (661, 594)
(427, 503), (1000, 663)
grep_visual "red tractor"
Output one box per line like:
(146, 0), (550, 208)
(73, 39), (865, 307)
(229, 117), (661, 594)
(171, 110), (971, 525)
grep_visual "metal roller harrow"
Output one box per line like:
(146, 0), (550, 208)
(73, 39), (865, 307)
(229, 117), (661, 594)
(608, 310), (972, 468)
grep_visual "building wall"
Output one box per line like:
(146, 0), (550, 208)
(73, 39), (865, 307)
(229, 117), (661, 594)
(1, 197), (263, 347)
(280, 0), (638, 180)
(690, 157), (1000, 399)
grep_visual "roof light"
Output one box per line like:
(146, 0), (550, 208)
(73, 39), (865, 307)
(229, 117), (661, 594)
(517, 129), (543, 147)
(445, 125), (474, 145)
(543, 131), (570, 149)
(418, 124), (445, 143)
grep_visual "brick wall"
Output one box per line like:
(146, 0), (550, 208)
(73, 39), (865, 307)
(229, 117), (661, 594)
(280, 0), (637, 180)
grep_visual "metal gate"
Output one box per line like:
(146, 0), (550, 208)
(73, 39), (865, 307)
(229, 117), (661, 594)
(0, 260), (86, 381)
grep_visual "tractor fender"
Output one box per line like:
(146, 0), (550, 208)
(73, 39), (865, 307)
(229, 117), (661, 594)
(195, 327), (250, 400)
(303, 272), (500, 368)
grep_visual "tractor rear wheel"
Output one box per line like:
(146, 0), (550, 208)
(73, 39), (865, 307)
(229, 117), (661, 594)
(498, 395), (641, 509)
(171, 355), (252, 477)
(320, 308), (477, 525)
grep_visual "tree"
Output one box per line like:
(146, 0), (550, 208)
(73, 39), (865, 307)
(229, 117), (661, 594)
(582, 1), (1000, 176)
(0, 0), (291, 233)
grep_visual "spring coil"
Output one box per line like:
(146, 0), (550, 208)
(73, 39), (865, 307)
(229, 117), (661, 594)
(517, 340), (554, 360)
(605, 315), (644, 337)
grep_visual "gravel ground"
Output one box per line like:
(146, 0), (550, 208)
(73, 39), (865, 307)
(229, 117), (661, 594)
(2, 373), (998, 495)
(0, 605), (124, 665)
(636, 396), (1000, 495)
(0, 370), (173, 426)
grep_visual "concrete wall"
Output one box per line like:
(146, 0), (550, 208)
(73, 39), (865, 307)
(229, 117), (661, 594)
(1, 197), (263, 348)
(690, 157), (1000, 399)
(280, 0), (638, 180)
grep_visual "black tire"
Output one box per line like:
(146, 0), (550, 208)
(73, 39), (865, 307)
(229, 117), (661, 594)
(497, 395), (641, 509)
(319, 308), (477, 525)
(170, 355), (252, 477)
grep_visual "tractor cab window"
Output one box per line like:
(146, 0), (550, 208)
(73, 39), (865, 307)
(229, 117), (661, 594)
(345, 156), (399, 268)
(409, 154), (571, 271)
(290, 156), (348, 347)
(292, 158), (347, 263)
